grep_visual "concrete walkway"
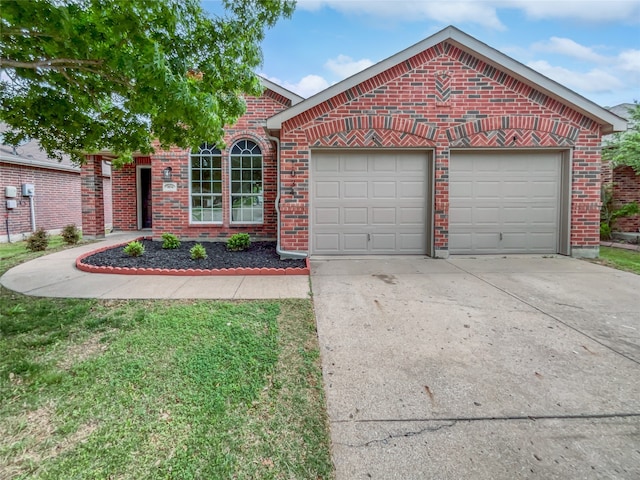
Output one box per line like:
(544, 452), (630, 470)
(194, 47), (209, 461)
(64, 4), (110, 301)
(0, 232), (310, 299)
(311, 255), (640, 479)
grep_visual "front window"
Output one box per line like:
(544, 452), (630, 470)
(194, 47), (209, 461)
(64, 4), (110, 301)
(230, 140), (263, 223)
(190, 143), (222, 223)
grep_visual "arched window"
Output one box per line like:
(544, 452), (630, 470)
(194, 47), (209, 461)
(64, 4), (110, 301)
(230, 139), (263, 223)
(190, 143), (222, 223)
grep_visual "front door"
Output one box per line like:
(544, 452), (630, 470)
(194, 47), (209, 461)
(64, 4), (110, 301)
(139, 167), (152, 229)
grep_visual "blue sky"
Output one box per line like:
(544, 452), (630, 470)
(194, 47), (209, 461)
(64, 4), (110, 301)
(204, 0), (640, 108)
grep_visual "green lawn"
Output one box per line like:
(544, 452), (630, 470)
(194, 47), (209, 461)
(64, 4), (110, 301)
(0, 239), (334, 479)
(594, 246), (640, 275)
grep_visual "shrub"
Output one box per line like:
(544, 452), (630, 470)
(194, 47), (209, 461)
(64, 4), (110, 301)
(25, 227), (49, 252)
(601, 185), (640, 239)
(227, 233), (251, 251)
(190, 243), (208, 260)
(124, 240), (145, 257)
(161, 232), (181, 249)
(61, 224), (82, 245)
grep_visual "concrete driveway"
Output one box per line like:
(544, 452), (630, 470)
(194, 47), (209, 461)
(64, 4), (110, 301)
(311, 256), (640, 479)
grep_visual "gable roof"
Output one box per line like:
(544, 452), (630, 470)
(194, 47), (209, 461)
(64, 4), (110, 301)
(266, 25), (626, 135)
(260, 76), (304, 106)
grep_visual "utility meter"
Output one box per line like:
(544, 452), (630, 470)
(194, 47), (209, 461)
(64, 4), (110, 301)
(21, 183), (35, 196)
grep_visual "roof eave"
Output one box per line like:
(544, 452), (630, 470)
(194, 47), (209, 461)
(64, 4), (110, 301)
(259, 76), (305, 106)
(266, 26), (626, 135)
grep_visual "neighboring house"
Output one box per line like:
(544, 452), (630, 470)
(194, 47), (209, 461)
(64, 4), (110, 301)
(602, 103), (639, 233)
(81, 26), (626, 258)
(0, 127), (113, 243)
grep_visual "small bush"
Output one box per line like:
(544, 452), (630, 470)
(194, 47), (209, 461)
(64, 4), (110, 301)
(123, 240), (145, 257)
(190, 243), (208, 260)
(227, 233), (251, 252)
(61, 224), (82, 245)
(161, 232), (181, 249)
(25, 227), (49, 252)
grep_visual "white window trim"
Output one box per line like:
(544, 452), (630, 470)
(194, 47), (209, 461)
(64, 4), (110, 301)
(189, 144), (223, 225)
(229, 139), (264, 225)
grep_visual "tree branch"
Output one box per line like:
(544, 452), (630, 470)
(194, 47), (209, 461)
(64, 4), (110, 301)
(0, 58), (105, 69)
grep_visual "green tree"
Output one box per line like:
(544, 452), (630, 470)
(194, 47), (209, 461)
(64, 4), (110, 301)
(603, 102), (640, 174)
(0, 0), (294, 166)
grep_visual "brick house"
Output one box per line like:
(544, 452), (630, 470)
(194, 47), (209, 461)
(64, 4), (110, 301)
(602, 103), (640, 233)
(1, 132), (112, 242)
(82, 26), (626, 258)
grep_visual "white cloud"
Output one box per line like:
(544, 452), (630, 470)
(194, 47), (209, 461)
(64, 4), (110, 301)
(297, 0), (640, 27)
(505, 0), (640, 23)
(527, 60), (624, 93)
(296, 1), (505, 29)
(618, 49), (640, 73)
(324, 55), (374, 78)
(532, 37), (607, 63)
(262, 74), (329, 98)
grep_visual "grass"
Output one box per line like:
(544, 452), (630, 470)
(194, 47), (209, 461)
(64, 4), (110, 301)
(593, 246), (640, 274)
(0, 238), (334, 479)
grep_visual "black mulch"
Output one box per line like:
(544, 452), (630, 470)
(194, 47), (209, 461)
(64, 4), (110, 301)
(81, 239), (307, 270)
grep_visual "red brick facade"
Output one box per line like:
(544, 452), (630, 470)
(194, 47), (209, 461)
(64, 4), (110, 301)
(1, 160), (81, 242)
(610, 165), (640, 232)
(276, 40), (604, 255)
(106, 89), (292, 241)
(81, 29), (621, 257)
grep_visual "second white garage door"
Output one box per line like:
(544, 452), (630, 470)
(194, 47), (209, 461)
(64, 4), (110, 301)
(312, 151), (429, 255)
(449, 151), (562, 255)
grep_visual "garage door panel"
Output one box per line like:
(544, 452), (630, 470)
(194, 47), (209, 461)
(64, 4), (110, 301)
(317, 157), (340, 172)
(400, 233), (425, 250)
(315, 207), (340, 225)
(450, 181), (473, 199)
(399, 181), (425, 198)
(399, 207), (424, 224)
(312, 152), (428, 255)
(372, 156), (396, 172)
(344, 181), (368, 198)
(344, 234), (369, 251)
(315, 233), (340, 252)
(371, 207), (396, 225)
(344, 207), (368, 225)
(371, 234), (396, 250)
(344, 157), (368, 172)
(372, 182), (396, 198)
(450, 152), (561, 255)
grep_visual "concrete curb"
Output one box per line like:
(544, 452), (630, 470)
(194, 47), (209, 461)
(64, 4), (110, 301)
(600, 241), (640, 252)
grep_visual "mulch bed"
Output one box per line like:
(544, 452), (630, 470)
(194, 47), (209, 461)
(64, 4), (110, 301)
(80, 239), (307, 270)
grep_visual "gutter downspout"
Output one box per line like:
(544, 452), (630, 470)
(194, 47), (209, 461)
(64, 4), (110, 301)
(265, 130), (307, 259)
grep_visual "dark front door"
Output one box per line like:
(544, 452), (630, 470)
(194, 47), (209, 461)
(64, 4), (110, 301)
(140, 168), (152, 228)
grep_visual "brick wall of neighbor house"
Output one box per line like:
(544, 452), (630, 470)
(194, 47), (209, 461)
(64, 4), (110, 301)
(110, 90), (291, 241)
(612, 166), (640, 232)
(277, 41), (604, 254)
(1, 161), (81, 242)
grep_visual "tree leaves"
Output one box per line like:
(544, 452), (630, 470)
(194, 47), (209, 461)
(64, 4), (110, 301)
(0, 0), (294, 166)
(603, 103), (640, 174)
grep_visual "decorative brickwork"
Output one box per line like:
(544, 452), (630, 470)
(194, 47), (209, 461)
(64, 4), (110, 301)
(88, 34), (613, 257)
(277, 42), (603, 255)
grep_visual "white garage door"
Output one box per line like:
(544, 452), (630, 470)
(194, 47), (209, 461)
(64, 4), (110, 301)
(449, 151), (561, 255)
(312, 151), (429, 255)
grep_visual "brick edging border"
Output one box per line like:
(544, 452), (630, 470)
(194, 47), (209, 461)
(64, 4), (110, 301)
(75, 237), (310, 276)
